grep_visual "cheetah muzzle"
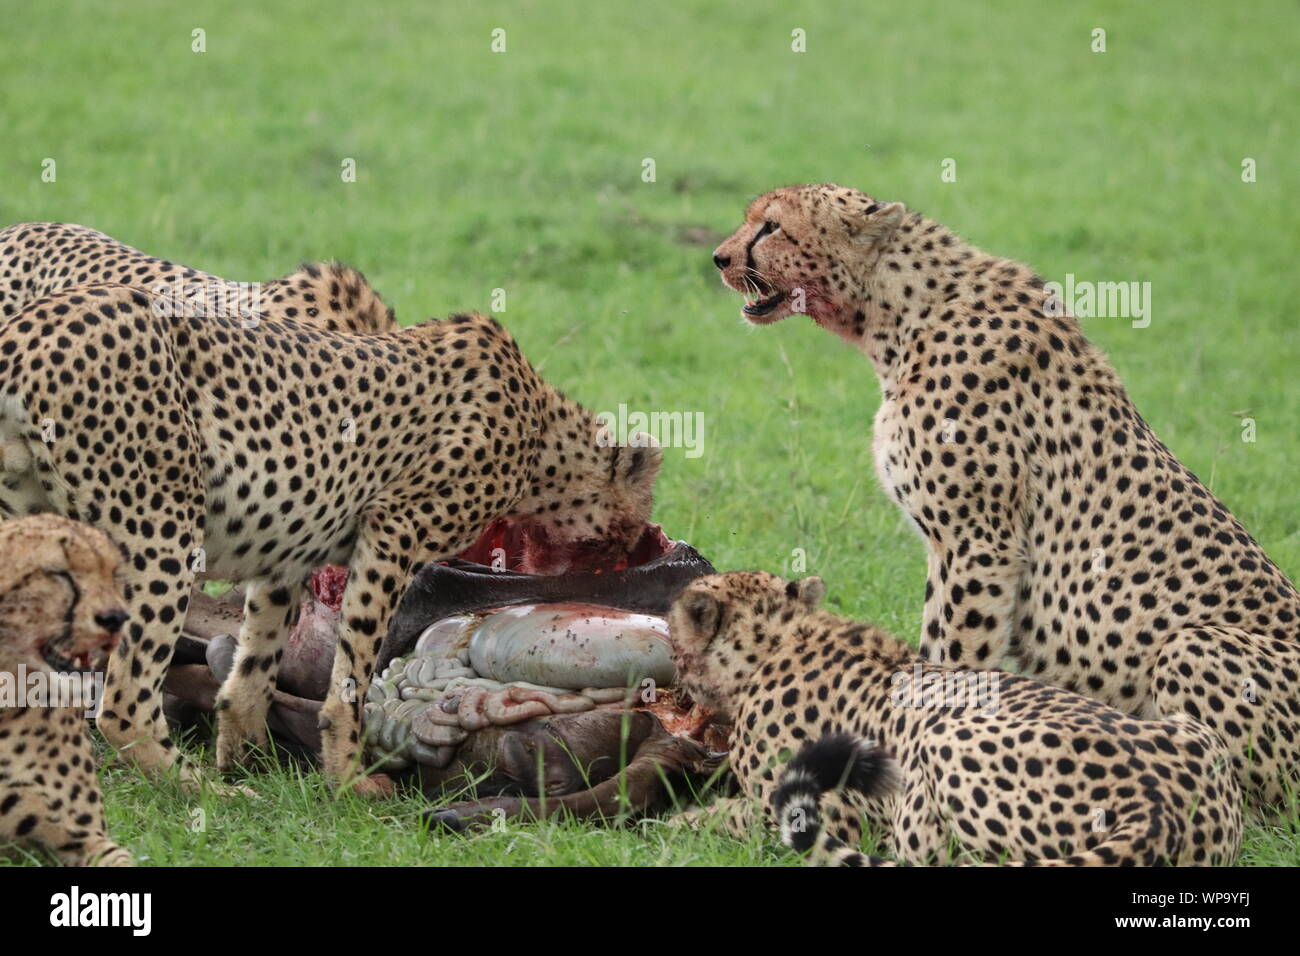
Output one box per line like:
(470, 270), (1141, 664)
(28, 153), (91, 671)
(0, 514), (134, 866)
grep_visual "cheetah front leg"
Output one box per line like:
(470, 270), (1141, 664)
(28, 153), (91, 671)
(34, 392), (210, 784)
(318, 509), (420, 796)
(98, 536), (201, 782)
(918, 541), (1025, 670)
(881, 397), (1029, 670)
(214, 576), (306, 770)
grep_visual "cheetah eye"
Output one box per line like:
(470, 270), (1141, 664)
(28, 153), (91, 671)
(44, 569), (76, 589)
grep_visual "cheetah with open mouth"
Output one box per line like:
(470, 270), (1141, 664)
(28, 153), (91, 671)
(713, 185), (1300, 808)
(0, 514), (133, 866)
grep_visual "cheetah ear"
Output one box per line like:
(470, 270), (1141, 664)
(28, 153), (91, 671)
(786, 576), (826, 609)
(620, 432), (663, 487)
(843, 201), (906, 244)
(676, 590), (722, 641)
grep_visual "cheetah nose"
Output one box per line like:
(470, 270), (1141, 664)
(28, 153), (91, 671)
(95, 609), (129, 633)
(712, 252), (731, 270)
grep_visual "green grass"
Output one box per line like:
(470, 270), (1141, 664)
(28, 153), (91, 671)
(1, 0), (1297, 865)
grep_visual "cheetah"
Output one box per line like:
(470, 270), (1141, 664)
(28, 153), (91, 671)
(0, 514), (132, 866)
(712, 185), (1300, 807)
(0, 285), (661, 792)
(0, 221), (398, 333)
(668, 571), (1242, 866)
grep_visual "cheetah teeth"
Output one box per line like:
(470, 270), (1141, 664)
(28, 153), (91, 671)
(743, 292), (787, 316)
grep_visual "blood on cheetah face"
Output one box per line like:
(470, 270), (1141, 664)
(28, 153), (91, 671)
(0, 515), (128, 675)
(667, 571), (825, 718)
(712, 184), (905, 327)
(514, 435), (663, 575)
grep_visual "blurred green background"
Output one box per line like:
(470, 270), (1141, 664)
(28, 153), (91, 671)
(1, 0), (1296, 864)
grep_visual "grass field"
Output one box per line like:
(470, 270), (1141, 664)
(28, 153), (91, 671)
(1, 0), (1297, 865)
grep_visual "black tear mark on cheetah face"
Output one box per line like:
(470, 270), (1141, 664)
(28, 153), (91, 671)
(712, 185), (906, 327)
(0, 514), (128, 675)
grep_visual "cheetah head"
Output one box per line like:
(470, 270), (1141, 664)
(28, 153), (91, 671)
(712, 184), (906, 328)
(514, 432), (663, 575)
(0, 515), (129, 675)
(667, 571), (825, 719)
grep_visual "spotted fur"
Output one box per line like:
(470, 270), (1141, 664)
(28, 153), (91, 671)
(670, 571), (1243, 866)
(0, 514), (132, 865)
(0, 221), (398, 333)
(0, 284), (661, 792)
(713, 185), (1300, 807)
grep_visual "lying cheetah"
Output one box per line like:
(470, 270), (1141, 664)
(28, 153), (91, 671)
(0, 514), (132, 865)
(712, 185), (1300, 807)
(669, 571), (1243, 866)
(0, 221), (398, 333)
(0, 285), (661, 792)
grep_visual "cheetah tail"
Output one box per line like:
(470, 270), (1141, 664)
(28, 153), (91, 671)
(773, 732), (899, 867)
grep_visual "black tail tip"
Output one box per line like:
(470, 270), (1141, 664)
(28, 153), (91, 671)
(788, 732), (898, 799)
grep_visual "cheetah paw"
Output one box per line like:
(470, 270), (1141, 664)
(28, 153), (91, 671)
(179, 762), (259, 799)
(214, 714), (271, 773)
(88, 843), (135, 867)
(342, 772), (396, 799)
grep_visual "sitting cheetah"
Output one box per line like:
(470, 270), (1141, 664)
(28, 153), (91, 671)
(0, 285), (661, 792)
(0, 221), (398, 333)
(0, 514), (132, 866)
(669, 571), (1242, 866)
(712, 185), (1300, 807)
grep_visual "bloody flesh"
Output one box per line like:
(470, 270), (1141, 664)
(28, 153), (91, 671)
(309, 520), (676, 611)
(304, 519), (728, 749)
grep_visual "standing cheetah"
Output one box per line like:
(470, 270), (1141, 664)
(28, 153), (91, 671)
(0, 515), (133, 865)
(712, 185), (1300, 806)
(0, 221), (398, 333)
(669, 571), (1242, 866)
(0, 285), (661, 792)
